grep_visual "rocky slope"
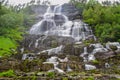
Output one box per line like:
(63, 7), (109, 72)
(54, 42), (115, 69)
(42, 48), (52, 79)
(0, 3), (120, 80)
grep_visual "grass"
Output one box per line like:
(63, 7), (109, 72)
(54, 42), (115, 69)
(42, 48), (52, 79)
(0, 37), (17, 56)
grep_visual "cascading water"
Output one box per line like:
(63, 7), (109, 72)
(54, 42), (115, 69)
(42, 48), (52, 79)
(43, 56), (65, 73)
(29, 4), (97, 71)
(29, 4), (95, 42)
(20, 4), (120, 73)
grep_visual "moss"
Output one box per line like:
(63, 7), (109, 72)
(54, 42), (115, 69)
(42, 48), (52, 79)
(32, 75), (37, 80)
(110, 45), (117, 51)
(62, 77), (68, 80)
(83, 40), (92, 46)
(47, 72), (55, 78)
(91, 60), (99, 65)
(86, 76), (94, 80)
(20, 59), (43, 72)
(0, 69), (15, 77)
(51, 41), (58, 48)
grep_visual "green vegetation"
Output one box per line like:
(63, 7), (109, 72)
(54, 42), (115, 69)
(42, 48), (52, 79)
(62, 77), (68, 80)
(0, 37), (17, 56)
(83, 0), (120, 42)
(0, 69), (15, 77)
(0, 1), (35, 57)
(0, 3), (24, 56)
(91, 60), (99, 64)
(86, 76), (94, 80)
(71, 0), (120, 43)
(47, 72), (55, 78)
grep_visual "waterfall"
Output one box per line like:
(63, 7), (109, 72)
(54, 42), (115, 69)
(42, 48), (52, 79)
(44, 56), (65, 73)
(106, 42), (120, 51)
(41, 45), (63, 55)
(54, 4), (62, 14)
(29, 4), (95, 42)
(67, 64), (72, 72)
(80, 47), (88, 57)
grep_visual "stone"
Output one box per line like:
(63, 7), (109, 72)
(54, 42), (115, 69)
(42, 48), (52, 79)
(95, 51), (115, 60)
(85, 64), (96, 70)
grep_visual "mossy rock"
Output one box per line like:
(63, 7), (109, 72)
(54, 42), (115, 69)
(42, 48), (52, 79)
(41, 63), (54, 71)
(19, 59), (43, 72)
(109, 45), (117, 51)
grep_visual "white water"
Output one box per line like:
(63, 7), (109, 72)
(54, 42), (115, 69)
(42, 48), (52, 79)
(106, 42), (120, 51)
(35, 37), (41, 48)
(43, 56), (65, 73)
(28, 4), (104, 71)
(29, 4), (95, 42)
(90, 43), (108, 54)
(85, 64), (96, 70)
(58, 57), (68, 62)
(80, 45), (107, 70)
(67, 64), (73, 72)
(80, 47), (88, 57)
(22, 54), (27, 60)
(41, 45), (63, 55)
(20, 47), (24, 53)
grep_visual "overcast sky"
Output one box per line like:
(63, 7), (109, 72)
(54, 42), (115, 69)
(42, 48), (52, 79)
(8, 0), (119, 5)
(8, 0), (70, 5)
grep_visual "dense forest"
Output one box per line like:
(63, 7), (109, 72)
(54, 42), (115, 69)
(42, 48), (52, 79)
(0, 2), (23, 56)
(0, 0), (36, 57)
(72, 0), (120, 42)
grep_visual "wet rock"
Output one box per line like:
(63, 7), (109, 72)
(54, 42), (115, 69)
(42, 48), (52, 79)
(37, 72), (46, 76)
(41, 63), (54, 71)
(85, 64), (96, 70)
(63, 44), (75, 55)
(95, 51), (115, 60)
(26, 72), (35, 76)
(22, 53), (36, 60)
(29, 4), (80, 20)
(61, 3), (80, 20)
(0, 58), (20, 71)
(21, 35), (74, 53)
(18, 59), (42, 72)
(115, 50), (120, 54)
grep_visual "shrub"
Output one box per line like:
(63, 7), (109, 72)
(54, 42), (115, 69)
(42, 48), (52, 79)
(0, 70), (15, 77)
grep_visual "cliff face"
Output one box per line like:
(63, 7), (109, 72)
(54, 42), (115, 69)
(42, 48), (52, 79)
(28, 4), (80, 20)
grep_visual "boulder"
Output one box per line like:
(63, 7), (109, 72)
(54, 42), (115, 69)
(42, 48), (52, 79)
(27, 4), (80, 20)
(61, 3), (80, 20)
(95, 51), (115, 60)
(21, 34), (74, 53)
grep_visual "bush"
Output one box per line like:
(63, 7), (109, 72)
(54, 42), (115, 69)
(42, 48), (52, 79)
(0, 70), (15, 77)
(82, 0), (120, 43)
(0, 37), (17, 56)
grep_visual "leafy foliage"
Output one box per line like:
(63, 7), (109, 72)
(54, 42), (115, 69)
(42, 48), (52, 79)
(0, 70), (15, 77)
(0, 37), (17, 56)
(47, 72), (55, 78)
(0, 0), (37, 57)
(82, 0), (120, 42)
(0, 5), (25, 56)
